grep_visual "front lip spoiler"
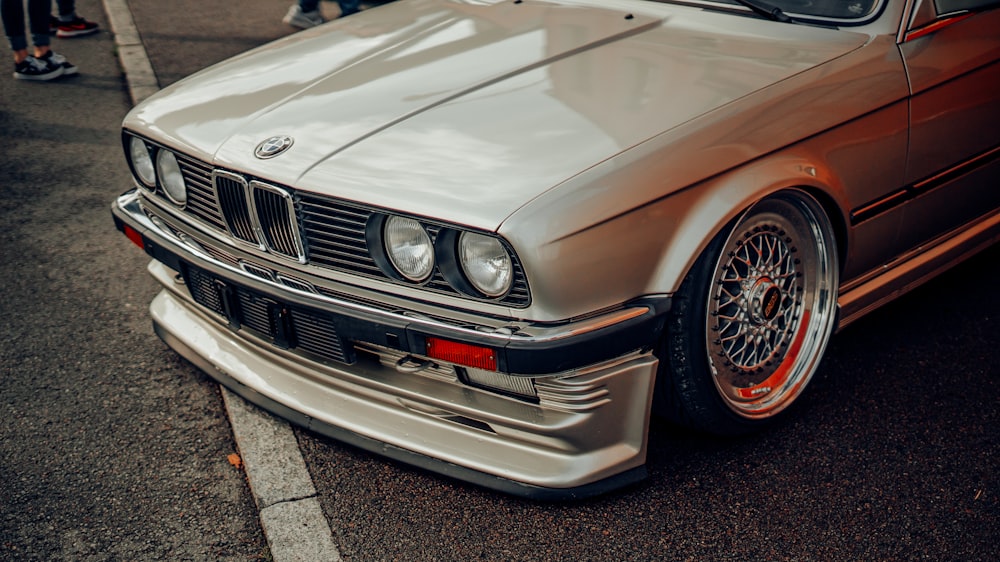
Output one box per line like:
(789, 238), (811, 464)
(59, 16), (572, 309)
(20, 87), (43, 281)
(111, 189), (672, 375)
(156, 314), (647, 500)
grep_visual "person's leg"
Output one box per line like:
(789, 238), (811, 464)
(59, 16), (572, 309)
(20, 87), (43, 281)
(1, 0), (29, 60)
(299, 0), (319, 11)
(27, 0), (50, 56)
(27, 0), (76, 75)
(3, 0), (62, 80)
(55, 0), (75, 19)
(338, 0), (360, 17)
(52, 0), (98, 37)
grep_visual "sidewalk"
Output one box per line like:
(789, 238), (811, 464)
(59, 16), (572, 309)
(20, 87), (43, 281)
(105, 1), (347, 560)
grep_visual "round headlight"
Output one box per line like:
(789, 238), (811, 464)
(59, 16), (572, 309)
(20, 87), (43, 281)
(459, 232), (512, 297)
(156, 150), (186, 205)
(129, 136), (156, 188)
(384, 216), (434, 282)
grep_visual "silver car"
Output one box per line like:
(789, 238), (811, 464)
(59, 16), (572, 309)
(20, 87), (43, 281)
(112, 0), (1000, 498)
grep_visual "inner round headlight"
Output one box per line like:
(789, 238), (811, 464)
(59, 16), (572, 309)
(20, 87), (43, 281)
(384, 216), (434, 282)
(156, 150), (186, 205)
(129, 136), (156, 188)
(459, 232), (512, 297)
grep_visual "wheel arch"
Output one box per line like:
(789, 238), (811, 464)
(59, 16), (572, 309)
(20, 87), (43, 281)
(646, 163), (850, 299)
(798, 184), (849, 279)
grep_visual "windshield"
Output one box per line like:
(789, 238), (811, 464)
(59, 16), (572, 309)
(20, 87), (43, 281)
(669, 0), (883, 23)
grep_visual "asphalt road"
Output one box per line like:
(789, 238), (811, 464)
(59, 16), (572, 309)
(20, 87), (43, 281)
(3, 0), (998, 560)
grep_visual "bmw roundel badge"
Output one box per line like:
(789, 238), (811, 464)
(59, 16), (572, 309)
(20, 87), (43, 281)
(255, 135), (294, 159)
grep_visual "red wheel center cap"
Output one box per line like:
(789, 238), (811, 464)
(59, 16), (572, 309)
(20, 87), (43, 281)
(750, 280), (783, 323)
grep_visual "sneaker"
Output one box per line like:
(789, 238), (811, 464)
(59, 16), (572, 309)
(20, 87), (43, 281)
(55, 16), (100, 38)
(283, 5), (325, 29)
(38, 50), (78, 76)
(13, 56), (64, 81)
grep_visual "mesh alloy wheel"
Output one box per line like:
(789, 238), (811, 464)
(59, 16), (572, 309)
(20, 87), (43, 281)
(656, 190), (839, 434)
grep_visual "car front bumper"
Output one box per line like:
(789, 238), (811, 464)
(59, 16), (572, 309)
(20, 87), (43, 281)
(113, 189), (670, 498)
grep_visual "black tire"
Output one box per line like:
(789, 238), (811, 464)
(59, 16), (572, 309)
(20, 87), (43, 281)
(654, 190), (839, 435)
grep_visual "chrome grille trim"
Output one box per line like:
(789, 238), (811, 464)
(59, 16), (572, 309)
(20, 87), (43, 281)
(276, 274), (317, 294)
(203, 245), (240, 268)
(249, 181), (306, 263)
(240, 260), (276, 282)
(212, 170), (263, 250)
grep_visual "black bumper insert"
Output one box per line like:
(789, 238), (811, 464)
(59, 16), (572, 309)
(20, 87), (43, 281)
(184, 264), (356, 365)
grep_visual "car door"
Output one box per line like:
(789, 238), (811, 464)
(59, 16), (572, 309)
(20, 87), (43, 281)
(895, 0), (1000, 251)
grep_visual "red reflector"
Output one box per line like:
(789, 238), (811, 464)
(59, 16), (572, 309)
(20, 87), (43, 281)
(904, 13), (973, 42)
(425, 337), (497, 371)
(124, 225), (144, 249)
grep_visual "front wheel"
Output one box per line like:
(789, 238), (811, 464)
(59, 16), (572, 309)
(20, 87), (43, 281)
(655, 190), (839, 435)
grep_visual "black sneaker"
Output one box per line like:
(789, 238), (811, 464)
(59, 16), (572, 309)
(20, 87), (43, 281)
(38, 51), (78, 76)
(55, 16), (100, 38)
(13, 56), (64, 81)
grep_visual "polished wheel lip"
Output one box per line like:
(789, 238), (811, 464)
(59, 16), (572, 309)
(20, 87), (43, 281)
(705, 192), (838, 419)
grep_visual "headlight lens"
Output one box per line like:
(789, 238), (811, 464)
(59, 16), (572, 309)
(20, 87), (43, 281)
(384, 216), (434, 282)
(129, 136), (156, 188)
(459, 232), (512, 297)
(156, 150), (186, 205)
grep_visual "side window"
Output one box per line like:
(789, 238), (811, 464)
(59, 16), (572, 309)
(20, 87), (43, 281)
(935, 0), (1000, 13)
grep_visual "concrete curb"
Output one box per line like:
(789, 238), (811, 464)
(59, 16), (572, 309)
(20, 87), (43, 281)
(102, 0), (158, 104)
(223, 389), (342, 562)
(101, 2), (341, 559)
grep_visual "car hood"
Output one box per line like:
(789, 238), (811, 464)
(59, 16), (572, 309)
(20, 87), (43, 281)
(125, 0), (868, 231)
